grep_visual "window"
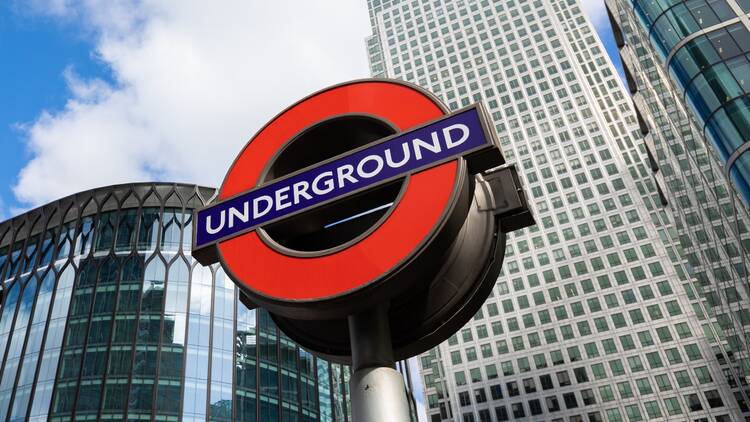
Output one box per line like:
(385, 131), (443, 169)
(511, 403), (525, 418)
(609, 359), (625, 376)
(574, 367), (589, 383)
(646, 305), (663, 320)
(486, 364), (498, 380)
(675, 370), (692, 388)
(496, 340), (509, 354)
(694, 366), (713, 384)
(664, 398), (681, 415)
(470, 368), (482, 383)
(646, 351), (663, 368)
(557, 371), (571, 386)
(533, 353), (547, 369)
(459, 391), (471, 407)
(624, 405), (643, 422)
(495, 406), (508, 422)
(501, 361), (514, 376)
(462, 328), (473, 342)
(562, 392), (578, 409)
(665, 300), (681, 316)
(665, 348), (682, 365)
(586, 297), (602, 313)
(617, 381), (633, 399)
(455, 371), (467, 386)
(523, 378), (536, 394)
(528, 399), (542, 416)
(546, 395), (560, 412)
(567, 346), (582, 361)
(656, 281), (672, 295)
(674, 322), (691, 338)
(584, 342), (599, 358)
(517, 357), (531, 373)
(602, 338), (617, 354)
(581, 388), (596, 405)
(591, 363), (606, 380)
(635, 378), (652, 395)
(506, 381), (519, 396)
(605, 408), (622, 422)
(638, 285), (654, 299)
(540, 374), (554, 390)
(705, 390), (723, 408)
(544, 329), (558, 344)
(644, 401), (662, 418)
(478, 410), (491, 422)
(684, 344), (702, 361)
(629, 309), (645, 324)
(474, 388), (487, 404)
(619, 335), (635, 351)
(656, 327), (673, 342)
(655, 375), (672, 392)
(637, 331), (654, 347)
(599, 385), (615, 402)
(476, 324), (489, 338)
(481, 343), (493, 358)
(551, 350), (564, 365)
(685, 393), (702, 412)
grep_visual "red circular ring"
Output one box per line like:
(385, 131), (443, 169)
(219, 80), (458, 301)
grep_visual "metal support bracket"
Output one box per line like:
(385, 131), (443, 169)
(476, 164), (535, 232)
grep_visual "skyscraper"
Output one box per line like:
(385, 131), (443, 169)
(606, 0), (750, 415)
(0, 183), (356, 422)
(366, 0), (743, 420)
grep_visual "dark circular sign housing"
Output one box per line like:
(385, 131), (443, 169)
(192, 79), (533, 363)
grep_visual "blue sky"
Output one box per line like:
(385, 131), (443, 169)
(0, 1), (622, 221)
(0, 5), (106, 218)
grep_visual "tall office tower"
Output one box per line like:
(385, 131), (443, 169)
(366, 0), (744, 421)
(0, 183), (357, 422)
(605, 0), (750, 416)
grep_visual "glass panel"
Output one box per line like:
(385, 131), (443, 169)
(138, 208), (160, 251)
(317, 360), (332, 422)
(95, 212), (116, 252)
(155, 259), (190, 418)
(209, 269), (235, 421)
(115, 210), (137, 252)
(236, 300), (258, 420)
(161, 210), (183, 252)
(0, 276), (38, 421)
(182, 264), (213, 420)
(29, 266), (75, 421)
(9, 271), (56, 421)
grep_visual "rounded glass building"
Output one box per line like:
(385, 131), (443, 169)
(0, 183), (389, 422)
(629, 0), (750, 202)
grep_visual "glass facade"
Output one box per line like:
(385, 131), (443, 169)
(609, 0), (750, 418)
(629, 0), (750, 203)
(366, 0), (744, 420)
(0, 183), (357, 422)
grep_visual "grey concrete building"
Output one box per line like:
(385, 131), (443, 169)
(365, 0), (744, 420)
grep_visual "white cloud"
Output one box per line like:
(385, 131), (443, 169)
(14, 0), (371, 206)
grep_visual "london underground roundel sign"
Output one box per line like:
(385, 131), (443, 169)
(193, 79), (533, 361)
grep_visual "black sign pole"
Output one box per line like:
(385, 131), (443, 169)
(348, 305), (412, 422)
